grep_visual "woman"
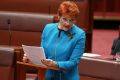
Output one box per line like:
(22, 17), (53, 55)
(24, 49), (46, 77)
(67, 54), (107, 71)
(23, 1), (86, 80)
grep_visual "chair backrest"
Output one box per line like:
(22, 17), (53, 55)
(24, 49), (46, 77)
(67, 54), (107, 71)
(0, 11), (53, 46)
(0, 47), (15, 80)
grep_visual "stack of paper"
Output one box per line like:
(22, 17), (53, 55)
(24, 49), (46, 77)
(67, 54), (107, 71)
(22, 45), (46, 67)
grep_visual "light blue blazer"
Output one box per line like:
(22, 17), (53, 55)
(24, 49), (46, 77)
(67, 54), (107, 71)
(41, 23), (85, 80)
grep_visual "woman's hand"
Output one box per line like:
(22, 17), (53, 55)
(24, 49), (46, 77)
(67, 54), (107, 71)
(22, 54), (29, 63)
(41, 59), (58, 68)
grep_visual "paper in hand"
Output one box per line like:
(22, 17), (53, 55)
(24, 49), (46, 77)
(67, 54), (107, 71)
(22, 45), (46, 67)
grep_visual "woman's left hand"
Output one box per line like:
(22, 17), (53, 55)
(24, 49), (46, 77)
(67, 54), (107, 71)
(41, 59), (58, 68)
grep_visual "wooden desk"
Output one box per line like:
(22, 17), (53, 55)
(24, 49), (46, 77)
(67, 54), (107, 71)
(79, 57), (120, 80)
(17, 61), (59, 80)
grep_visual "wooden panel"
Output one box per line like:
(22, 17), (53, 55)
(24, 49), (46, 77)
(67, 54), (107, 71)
(49, 0), (62, 14)
(93, 0), (106, 12)
(93, 0), (120, 24)
(106, 0), (115, 12)
(93, 0), (120, 13)
(76, 0), (92, 31)
(85, 33), (92, 52)
(115, 0), (120, 12)
(0, 0), (50, 13)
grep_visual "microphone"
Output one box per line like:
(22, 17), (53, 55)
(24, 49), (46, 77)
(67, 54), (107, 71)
(7, 19), (11, 46)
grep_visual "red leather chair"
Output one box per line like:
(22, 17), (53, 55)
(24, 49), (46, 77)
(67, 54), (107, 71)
(0, 47), (15, 80)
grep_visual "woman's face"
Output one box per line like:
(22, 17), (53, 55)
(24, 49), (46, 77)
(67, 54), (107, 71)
(59, 14), (76, 30)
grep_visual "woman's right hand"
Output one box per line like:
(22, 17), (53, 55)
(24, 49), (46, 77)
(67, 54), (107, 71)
(22, 54), (29, 63)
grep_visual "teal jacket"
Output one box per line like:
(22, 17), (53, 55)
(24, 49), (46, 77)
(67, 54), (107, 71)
(41, 23), (85, 80)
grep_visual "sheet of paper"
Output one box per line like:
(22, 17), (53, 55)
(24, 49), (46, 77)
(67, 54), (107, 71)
(83, 53), (101, 57)
(22, 45), (46, 67)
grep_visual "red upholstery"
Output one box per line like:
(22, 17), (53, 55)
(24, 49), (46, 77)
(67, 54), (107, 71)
(0, 11), (53, 46)
(0, 47), (15, 80)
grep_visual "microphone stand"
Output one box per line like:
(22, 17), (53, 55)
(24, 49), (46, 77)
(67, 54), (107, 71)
(7, 19), (11, 46)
